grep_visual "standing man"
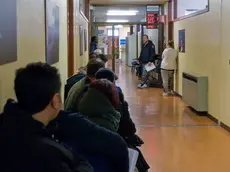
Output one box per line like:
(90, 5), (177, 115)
(90, 36), (98, 54)
(137, 34), (156, 88)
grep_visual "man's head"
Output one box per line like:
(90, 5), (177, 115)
(86, 58), (105, 78)
(143, 34), (149, 44)
(95, 68), (115, 83)
(14, 62), (62, 123)
(91, 36), (98, 44)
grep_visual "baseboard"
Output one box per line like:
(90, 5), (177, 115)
(173, 91), (182, 98)
(220, 122), (230, 133)
(207, 113), (219, 124)
(187, 106), (207, 116)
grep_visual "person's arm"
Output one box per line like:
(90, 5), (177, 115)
(117, 88), (136, 137)
(89, 43), (95, 54)
(42, 142), (93, 172)
(149, 43), (156, 62)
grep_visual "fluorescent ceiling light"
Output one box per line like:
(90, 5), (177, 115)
(106, 19), (128, 23)
(107, 10), (138, 16)
(106, 25), (123, 28)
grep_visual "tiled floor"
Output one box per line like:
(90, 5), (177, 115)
(114, 62), (230, 172)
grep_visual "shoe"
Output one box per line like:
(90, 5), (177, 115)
(141, 84), (148, 88)
(162, 92), (169, 96)
(137, 84), (142, 88)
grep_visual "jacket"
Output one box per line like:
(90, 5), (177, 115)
(161, 47), (178, 70)
(0, 99), (92, 172)
(78, 87), (121, 132)
(65, 77), (91, 112)
(49, 110), (129, 172)
(139, 40), (156, 64)
(116, 86), (136, 137)
(90, 42), (97, 54)
(64, 73), (86, 101)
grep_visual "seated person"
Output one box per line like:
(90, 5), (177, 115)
(78, 79), (121, 132)
(89, 49), (102, 59)
(0, 62), (92, 172)
(98, 54), (108, 64)
(95, 68), (136, 138)
(65, 58), (105, 112)
(95, 68), (150, 172)
(49, 110), (129, 172)
(64, 55), (110, 101)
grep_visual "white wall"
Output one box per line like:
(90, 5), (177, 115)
(177, 0), (208, 17)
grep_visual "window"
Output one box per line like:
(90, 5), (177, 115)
(176, 0), (209, 19)
(107, 29), (119, 36)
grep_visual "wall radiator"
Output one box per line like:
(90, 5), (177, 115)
(182, 72), (208, 112)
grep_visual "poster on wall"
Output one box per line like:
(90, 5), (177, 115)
(45, 0), (60, 65)
(0, 0), (17, 65)
(79, 25), (83, 56)
(97, 30), (108, 48)
(178, 29), (185, 53)
(84, 29), (87, 52)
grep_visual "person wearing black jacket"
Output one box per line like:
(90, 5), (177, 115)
(137, 34), (156, 89)
(49, 111), (129, 172)
(0, 63), (92, 172)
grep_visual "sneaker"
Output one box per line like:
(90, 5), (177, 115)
(141, 84), (148, 88)
(162, 92), (169, 96)
(137, 84), (142, 88)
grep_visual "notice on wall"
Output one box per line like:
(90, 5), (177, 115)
(178, 29), (185, 53)
(98, 30), (108, 48)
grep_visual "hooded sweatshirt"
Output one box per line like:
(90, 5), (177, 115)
(0, 99), (92, 172)
(78, 88), (121, 132)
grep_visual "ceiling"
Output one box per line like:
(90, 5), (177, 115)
(94, 6), (147, 22)
(90, 0), (168, 5)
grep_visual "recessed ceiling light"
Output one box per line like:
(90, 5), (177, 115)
(106, 25), (123, 28)
(106, 19), (128, 23)
(107, 10), (138, 16)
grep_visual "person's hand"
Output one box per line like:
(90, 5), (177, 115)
(148, 62), (152, 66)
(136, 59), (140, 64)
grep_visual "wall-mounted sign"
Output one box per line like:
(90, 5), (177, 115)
(120, 39), (126, 45)
(146, 12), (159, 29)
(178, 29), (185, 53)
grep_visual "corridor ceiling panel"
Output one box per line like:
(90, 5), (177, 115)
(94, 6), (147, 22)
(90, 0), (168, 5)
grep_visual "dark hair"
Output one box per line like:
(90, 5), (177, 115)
(95, 68), (115, 83)
(143, 34), (149, 39)
(90, 79), (119, 107)
(86, 58), (105, 77)
(98, 54), (108, 63)
(14, 62), (61, 114)
(91, 36), (97, 42)
(168, 40), (175, 49)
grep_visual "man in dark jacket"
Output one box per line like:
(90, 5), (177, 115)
(50, 111), (129, 172)
(137, 34), (156, 89)
(90, 36), (98, 54)
(0, 62), (92, 172)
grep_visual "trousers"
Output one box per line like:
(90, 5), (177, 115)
(161, 69), (174, 93)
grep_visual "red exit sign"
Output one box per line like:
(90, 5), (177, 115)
(146, 12), (159, 29)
